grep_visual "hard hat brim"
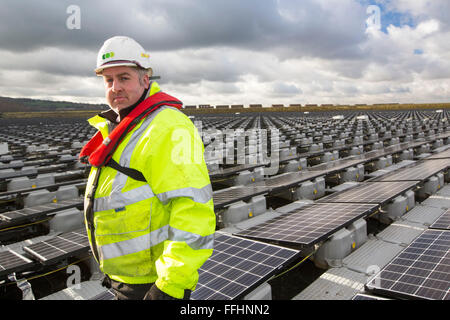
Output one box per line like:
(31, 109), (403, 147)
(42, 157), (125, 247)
(95, 62), (140, 75)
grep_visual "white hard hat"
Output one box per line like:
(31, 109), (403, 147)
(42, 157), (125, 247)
(95, 36), (153, 76)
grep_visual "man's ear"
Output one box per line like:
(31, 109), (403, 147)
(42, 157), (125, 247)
(143, 74), (150, 89)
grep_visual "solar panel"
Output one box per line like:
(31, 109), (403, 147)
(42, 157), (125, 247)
(358, 149), (389, 161)
(213, 186), (269, 210)
(425, 149), (450, 159)
(429, 209), (450, 230)
(373, 159), (449, 182)
(252, 171), (325, 192)
(365, 229), (450, 300)
(308, 158), (364, 174)
(191, 232), (300, 300)
(317, 181), (419, 205)
(0, 249), (35, 277)
(209, 163), (265, 179)
(234, 203), (378, 248)
(23, 228), (89, 265)
(355, 142), (416, 162)
(0, 198), (83, 223)
(383, 143), (413, 154)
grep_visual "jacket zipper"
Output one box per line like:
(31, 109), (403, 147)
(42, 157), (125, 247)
(85, 167), (102, 262)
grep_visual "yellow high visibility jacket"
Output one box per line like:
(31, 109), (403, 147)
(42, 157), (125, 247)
(83, 82), (216, 299)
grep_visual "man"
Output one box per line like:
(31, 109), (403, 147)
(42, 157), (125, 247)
(79, 36), (216, 300)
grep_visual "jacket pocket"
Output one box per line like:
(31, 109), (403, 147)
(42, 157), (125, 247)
(94, 199), (152, 237)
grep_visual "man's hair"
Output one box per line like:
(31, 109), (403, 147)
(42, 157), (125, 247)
(134, 67), (150, 87)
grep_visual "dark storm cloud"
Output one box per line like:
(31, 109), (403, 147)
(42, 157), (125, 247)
(0, 0), (368, 60)
(1, 0), (448, 104)
(0, 0), (371, 85)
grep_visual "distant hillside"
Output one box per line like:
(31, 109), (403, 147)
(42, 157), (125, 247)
(0, 96), (108, 112)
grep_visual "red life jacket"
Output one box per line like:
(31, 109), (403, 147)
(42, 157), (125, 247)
(79, 91), (183, 168)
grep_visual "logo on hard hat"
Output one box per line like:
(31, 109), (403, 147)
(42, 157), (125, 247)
(102, 52), (115, 60)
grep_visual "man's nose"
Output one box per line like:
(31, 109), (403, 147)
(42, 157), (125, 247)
(111, 79), (122, 92)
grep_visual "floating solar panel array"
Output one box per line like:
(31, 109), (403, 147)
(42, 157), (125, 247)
(0, 227), (301, 301)
(191, 232), (300, 300)
(235, 203), (378, 248)
(316, 181), (419, 205)
(213, 186), (270, 210)
(425, 149), (450, 159)
(365, 229), (449, 300)
(23, 228), (90, 265)
(0, 198), (83, 224)
(429, 209), (450, 230)
(0, 110), (449, 300)
(372, 159), (450, 182)
(0, 249), (36, 278)
(0, 228), (90, 285)
(364, 196), (450, 300)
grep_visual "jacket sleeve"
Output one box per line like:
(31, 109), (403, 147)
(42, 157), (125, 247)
(144, 109), (216, 299)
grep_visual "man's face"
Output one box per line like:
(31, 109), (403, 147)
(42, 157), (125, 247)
(102, 66), (149, 113)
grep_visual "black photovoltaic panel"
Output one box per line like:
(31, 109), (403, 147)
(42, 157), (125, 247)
(252, 171), (326, 192)
(308, 158), (364, 173)
(366, 229), (450, 300)
(356, 142), (417, 162)
(23, 228), (89, 265)
(0, 198), (83, 223)
(0, 249), (35, 277)
(209, 163), (265, 179)
(358, 149), (390, 161)
(429, 209), (450, 230)
(425, 149), (450, 159)
(373, 159), (449, 182)
(383, 142), (413, 154)
(234, 203), (378, 247)
(317, 181), (419, 204)
(213, 186), (269, 210)
(191, 232), (299, 300)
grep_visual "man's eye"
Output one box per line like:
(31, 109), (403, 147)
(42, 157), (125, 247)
(121, 77), (129, 81)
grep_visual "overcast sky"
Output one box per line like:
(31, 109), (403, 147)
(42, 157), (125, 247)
(0, 0), (449, 107)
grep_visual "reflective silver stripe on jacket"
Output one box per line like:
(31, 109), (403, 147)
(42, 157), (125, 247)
(93, 184), (154, 212)
(99, 226), (214, 261)
(156, 184), (213, 205)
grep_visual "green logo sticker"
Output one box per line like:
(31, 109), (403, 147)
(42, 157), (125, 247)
(102, 52), (114, 60)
